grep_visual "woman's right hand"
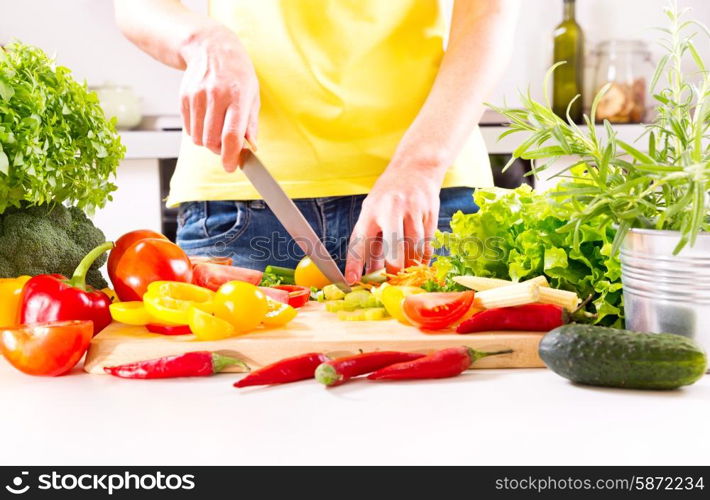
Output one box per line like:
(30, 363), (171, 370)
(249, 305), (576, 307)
(179, 25), (260, 172)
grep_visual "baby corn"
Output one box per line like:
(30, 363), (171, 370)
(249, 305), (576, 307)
(538, 287), (580, 312)
(453, 274), (549, 291)
(474, 281), (540, 309)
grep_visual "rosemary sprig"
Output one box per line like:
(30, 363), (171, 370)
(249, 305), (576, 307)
(490, 1), (709, 254)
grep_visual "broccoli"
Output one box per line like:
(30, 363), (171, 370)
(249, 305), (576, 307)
(0, 204), (109, 289)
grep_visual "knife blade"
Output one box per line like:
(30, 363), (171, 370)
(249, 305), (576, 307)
(239, 150), (351, 292)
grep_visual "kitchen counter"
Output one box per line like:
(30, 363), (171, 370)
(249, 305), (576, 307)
(118, 123), (649, 159)
(1, 358), (707, 465)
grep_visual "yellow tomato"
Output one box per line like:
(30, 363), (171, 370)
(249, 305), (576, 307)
(188, 302), (237, 340)
(109, 301), (152, 325)
(262, 297), (297, 327)
(381, 285), (425, 324)
(143, 281), (215, 325)
(294, 256), (331, 289)
(213, 281), (268, 333)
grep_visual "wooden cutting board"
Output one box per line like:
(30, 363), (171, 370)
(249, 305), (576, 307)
(84, 302), (546, 374)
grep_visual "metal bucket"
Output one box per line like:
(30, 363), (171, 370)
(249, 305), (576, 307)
(621, 228), (710, 352)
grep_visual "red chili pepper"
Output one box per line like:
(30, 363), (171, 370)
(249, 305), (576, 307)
(272, 285), (311, 308)
(145, 323), (192, 335)
(104, 351), (247, 379)
(234, 352), (329, 388)
(367, 346), (513, 381)
(315, 351), (425, 387)
(456, 304), (567, 334)
(20, 242), (114, 335)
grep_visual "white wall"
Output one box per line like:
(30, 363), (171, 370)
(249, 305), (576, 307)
(2, 0), (707, 116)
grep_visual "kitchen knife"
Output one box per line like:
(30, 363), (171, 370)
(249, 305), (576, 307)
(239, 149), (351, 292)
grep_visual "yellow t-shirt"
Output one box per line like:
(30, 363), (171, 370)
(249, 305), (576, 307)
(167, 0), (492, 206)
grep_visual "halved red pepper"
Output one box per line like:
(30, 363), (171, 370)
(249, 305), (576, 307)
(20, 242), (114, 335)
(272, 285), (310, 308)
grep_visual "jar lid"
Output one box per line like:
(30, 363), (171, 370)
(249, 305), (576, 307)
(595, 39), (651, 54)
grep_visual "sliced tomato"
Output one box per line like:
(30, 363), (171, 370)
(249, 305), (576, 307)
(402, 291), (475, 330)
(272, 285), (310, 308)
(259, 287), (290, 305)
(189, 255), (233, 266)
(192, 263), (263, 291)
(0, 320), (93, 376)
(146, 324), (192, 335)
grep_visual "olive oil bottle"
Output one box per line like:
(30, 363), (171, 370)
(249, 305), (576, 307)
(552, 0), (584, 122)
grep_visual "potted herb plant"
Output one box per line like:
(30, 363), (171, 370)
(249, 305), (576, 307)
(491, 2), (709, 348)
(0, 42), (125, 287)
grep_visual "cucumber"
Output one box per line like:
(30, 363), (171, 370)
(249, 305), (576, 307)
(337, 307), (388, 321)
(539, 325), (708, 390)
(325, 300), (347, 313)
(323, 284), (346, 301)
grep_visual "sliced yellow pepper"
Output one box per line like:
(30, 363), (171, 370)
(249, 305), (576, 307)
(0, 276), (31, 328)
(263, 298), (297, 327)
(101, 288), (119, 303)
(143, 281), (215, 325)
(109, 301), (152, 325)
(188, 302), (237, 341)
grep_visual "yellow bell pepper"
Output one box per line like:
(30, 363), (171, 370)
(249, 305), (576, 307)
(109, 301), (153, 326)
(143, 281), (215, 325)
(263, 298), (297, 327)
(102, 287), (119, 303)
(188, 302), (237, 341)
(0, 276), (31, 328)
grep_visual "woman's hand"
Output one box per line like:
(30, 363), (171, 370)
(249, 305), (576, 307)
(344, 0), (520, 284)
(179, 25), (259, 171)
(344, 151), (447, 284)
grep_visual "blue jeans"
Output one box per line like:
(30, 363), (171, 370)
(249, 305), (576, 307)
(176, 187), (478, 271)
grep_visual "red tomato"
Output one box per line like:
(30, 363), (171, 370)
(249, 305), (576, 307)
(145, 324), (192, 335)
(191, 262), (263, 291)
(189, 255), (233, 266)
(108, 230), (167, 285)
(273, 285), (311, 308)
(402, 292), (475, 330)
(112, 238), (193, 302)
(259, 287), (290, 305)
(0, 320), (93, 376)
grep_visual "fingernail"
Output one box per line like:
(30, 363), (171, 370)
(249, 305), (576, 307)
(346, 272), (357, 284)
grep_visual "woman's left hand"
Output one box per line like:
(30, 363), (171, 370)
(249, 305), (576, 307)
(345, 153), (446, 284)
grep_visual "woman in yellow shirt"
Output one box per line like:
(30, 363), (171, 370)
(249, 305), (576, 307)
(114, 0), (519, 283)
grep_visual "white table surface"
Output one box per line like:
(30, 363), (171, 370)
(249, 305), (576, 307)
(1, 358), (707, 466)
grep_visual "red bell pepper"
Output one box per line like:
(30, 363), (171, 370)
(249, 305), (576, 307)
(272, 285), (311, 308)
(20, 242), (114, 335)
(145, 323), (192, 335)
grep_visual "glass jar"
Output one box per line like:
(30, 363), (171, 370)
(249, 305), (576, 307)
(591, 40), (654, 123)
(91, 83), (143, 130)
